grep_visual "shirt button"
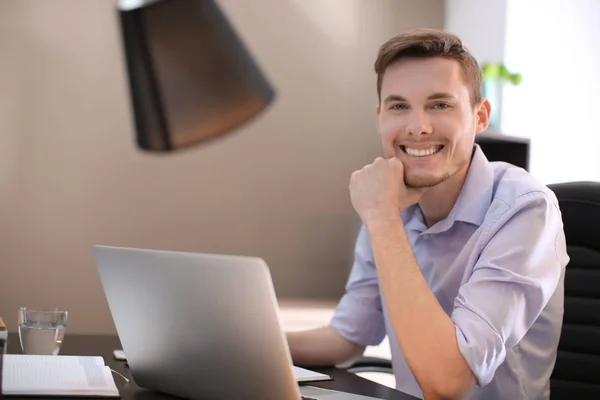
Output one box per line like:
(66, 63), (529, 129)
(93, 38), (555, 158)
(422, 234), (429, 240)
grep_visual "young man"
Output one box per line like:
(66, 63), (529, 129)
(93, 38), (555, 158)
(287, 29), (568, 400)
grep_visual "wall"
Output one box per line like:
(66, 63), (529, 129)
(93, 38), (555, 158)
(0, 0), (444, 334)
(444, 0), (507, 64)
(501, 0), (600, 184)
(444, 0), (508, 125)
(445, 0), (600, 184)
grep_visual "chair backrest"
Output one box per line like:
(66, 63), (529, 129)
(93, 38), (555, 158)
(547, 181), (600, 399)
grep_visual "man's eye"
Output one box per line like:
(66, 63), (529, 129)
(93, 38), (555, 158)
(432, 102), (449, 109)
(390, 103), (407, 110)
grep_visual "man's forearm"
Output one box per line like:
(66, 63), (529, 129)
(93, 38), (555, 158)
(286, 326), (364, 367)
(367, 218), (475, 399)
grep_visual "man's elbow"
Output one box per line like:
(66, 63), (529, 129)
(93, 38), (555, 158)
(332, 344), (366, 368)
(422, 373), (476, 400)
(423, 385), (471, 400)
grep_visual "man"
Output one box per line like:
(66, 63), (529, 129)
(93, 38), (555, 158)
(286, 29), (568, 400)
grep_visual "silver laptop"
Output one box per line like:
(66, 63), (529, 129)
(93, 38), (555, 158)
(93, 245), (383, 400)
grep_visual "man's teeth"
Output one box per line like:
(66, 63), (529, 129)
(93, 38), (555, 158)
(403, 146), (442, 157)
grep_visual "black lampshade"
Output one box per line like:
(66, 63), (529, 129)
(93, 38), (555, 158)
(118, 0), (275, 152)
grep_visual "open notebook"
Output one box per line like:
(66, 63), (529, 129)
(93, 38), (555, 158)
(1, 355), (119, 397)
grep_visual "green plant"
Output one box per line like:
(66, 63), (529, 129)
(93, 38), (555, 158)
(481, 62), (522, 86)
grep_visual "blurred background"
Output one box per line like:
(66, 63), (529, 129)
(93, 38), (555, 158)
(0, 0), (598, 340)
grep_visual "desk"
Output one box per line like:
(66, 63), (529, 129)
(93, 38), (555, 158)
(2, 333), (418, 400)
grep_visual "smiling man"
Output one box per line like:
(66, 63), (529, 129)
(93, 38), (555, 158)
(287, 29), (569, 400)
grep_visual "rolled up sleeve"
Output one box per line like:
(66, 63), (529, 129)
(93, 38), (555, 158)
(451, 191), (568, 386)
(330, 225), (387, 347)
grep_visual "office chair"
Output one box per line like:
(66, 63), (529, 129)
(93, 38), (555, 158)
(347, 356), (393, 375)
(547, 181), (600, 399)
(348, 181), (600, 399)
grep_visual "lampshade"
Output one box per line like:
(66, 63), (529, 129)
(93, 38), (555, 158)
(118, 0), (276, 151)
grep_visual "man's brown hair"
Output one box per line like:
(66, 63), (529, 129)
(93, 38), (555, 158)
(374, 29), (482, 107)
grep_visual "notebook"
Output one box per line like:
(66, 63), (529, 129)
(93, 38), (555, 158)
(293, 366), (331, 382)
(1, 355), (120, 397)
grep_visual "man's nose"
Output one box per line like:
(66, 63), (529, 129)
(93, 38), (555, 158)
(406, 110), (433, 137)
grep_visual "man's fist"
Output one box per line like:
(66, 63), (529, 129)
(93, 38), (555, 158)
(349, 157), (423, 228)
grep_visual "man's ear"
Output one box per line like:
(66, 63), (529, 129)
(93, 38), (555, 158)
(376, 103), (381, 132)
(475, 99), (491, 133)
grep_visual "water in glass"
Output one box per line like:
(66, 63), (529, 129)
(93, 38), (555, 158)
(18, 321), (66, 355)
(18, 307), (68, 355)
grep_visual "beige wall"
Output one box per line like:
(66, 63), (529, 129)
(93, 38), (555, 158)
(0, 0), (443, 334)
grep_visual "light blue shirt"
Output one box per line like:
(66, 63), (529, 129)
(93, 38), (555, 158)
(330, 144), (569, 400)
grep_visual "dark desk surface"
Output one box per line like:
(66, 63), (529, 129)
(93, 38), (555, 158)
(2, 333), (418, 400)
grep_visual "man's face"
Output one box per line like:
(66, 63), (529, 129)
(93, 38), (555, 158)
(377, 57), (487, 188)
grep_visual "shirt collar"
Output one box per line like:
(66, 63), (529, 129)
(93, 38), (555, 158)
(451, 143), (495, 226)
(402, 144), (495, 233)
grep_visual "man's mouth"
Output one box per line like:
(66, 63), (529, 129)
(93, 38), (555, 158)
(400, 145), (444, 157)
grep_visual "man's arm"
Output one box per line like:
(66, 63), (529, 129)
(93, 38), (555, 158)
(369, 219), (475, 400)
(367, 192), (566, 400)
(287, 224), (385, 368)
(348, 157), (474, 398)
(286, 325), (365, 367)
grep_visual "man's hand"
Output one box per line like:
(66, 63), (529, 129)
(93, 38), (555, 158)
(349, 157), (424, 228)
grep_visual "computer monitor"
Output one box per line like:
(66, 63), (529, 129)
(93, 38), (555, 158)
(475, 132), (530, 171)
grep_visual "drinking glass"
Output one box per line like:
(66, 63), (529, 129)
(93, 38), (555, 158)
(18, 307), (68, 355)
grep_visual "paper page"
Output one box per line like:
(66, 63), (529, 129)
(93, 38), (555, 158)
(2, 355), (119, 397)
(293, 365), (331, 382)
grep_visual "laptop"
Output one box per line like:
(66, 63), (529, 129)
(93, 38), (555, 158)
(93, 245), (384, 400)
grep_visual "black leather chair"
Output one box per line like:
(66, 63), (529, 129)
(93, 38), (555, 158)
(348, 181), (600, 399)
(347, 356), (394, 375)
(547, 181), (600, 399)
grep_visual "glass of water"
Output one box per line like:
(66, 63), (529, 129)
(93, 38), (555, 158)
(18, 307), (68, 355)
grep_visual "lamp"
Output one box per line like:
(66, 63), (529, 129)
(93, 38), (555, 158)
(118, 0), (276, 152)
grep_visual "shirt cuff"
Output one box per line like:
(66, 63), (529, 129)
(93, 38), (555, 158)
(329, 288), (386, 347)
(453, 305), (506, 387)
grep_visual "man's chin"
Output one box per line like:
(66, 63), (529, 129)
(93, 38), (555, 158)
(404, 173), (450, 189)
